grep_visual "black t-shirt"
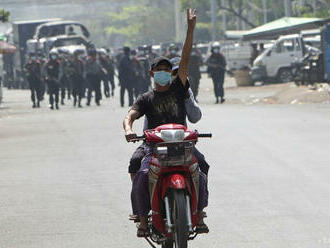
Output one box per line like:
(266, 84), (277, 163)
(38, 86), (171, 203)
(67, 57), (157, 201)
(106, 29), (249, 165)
(131, 76), (189, 129)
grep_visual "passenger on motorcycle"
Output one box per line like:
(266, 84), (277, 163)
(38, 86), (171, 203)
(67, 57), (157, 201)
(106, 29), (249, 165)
(123, 9), (209, 237)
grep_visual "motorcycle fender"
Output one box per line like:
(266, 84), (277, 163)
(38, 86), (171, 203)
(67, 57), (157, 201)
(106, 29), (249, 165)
(161, 174), (186, 198)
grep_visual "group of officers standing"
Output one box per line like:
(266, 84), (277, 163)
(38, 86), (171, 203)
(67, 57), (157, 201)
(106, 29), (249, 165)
(24, 42), (227, 109)
(24, 47), (115, 110)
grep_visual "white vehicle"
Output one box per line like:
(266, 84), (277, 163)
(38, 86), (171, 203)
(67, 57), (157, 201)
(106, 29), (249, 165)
(220, 42), (252, 70)
(251, 34), (318, 83)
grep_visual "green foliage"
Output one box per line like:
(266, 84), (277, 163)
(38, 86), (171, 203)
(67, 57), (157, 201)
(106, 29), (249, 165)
(0, 9), (10, 23)
(105, 3), (175, 47)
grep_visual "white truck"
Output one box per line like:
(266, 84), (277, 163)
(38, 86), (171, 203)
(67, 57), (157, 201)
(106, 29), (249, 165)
(251, 34), (320, 83)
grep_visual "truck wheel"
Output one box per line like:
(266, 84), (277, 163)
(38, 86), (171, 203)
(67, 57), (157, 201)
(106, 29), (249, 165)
(278, 68), (293, 83)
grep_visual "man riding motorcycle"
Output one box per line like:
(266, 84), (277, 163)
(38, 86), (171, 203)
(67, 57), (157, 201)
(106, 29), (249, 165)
(123, 9), (209, 238)
(129, 56), (209, 181)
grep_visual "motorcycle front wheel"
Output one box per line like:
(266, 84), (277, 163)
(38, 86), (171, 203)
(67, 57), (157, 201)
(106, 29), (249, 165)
(172, 190), (188, 248)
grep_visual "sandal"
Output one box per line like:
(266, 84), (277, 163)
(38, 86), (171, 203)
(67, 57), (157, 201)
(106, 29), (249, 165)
(137, 226), (150, 237)
(195, 223), (209, 234)
(129, 214), (140, 222)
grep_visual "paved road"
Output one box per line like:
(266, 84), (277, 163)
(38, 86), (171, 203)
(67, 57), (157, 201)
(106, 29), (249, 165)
(1, 77), (330, 248)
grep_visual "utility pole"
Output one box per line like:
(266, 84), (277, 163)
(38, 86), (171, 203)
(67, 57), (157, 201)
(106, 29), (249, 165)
(210, 0), (217, 41)
(174, 0), (181, 42)
(221, 0), (227, 35)
(262, 0), (267, 24)
(284, 0), (292, 17)
(313, 0), (316, 17)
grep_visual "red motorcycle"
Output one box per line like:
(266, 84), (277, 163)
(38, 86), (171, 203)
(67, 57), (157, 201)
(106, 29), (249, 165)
(130, 124), (212, 248)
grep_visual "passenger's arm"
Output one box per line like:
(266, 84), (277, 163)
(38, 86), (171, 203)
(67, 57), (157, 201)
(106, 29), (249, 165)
(123, 109), (140, 142)
(185, 88), (202, 123)
(178, 9), (196, 86)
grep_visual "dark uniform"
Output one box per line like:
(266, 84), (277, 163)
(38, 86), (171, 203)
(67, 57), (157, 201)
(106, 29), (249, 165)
(131, 54), (145, 99)
(118, 47), (135, 107)
(84, 50), (104, 106)
(207, 49), (226, 104)
(107, 55), (116, 97)
(188, 49), (203, 98)
(45, 54), (62, 109)
(137, 52), (151, 95)
(60, 56), (72, 105)
(24, 56), (43, 108)
(99, 54), (115, 98)
(68, 54), (84, 107)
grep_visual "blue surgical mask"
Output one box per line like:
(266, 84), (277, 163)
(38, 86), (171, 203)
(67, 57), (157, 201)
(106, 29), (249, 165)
(154, 71), (171, 86)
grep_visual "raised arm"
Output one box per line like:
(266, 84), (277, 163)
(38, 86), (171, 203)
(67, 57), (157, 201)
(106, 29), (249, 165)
(178, 8), (196, 86)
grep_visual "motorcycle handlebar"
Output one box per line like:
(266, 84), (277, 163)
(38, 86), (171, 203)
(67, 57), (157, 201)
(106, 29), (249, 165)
(198, 133), (212, 138)
(129, 133), (212, 142)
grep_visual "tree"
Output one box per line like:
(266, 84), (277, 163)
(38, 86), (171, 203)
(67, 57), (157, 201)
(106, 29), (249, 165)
(0, 9), (10, 23)
(105, 2), (176, 47)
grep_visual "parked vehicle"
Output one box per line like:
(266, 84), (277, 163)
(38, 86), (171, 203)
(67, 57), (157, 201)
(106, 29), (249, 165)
(27, 35), (89, 58)
(129, 124), (212, 248)
(251, 34), (319, 83)
(3, 19), (61, 88)
(27, 21), (90, 59)
(220, 41), (251, 71)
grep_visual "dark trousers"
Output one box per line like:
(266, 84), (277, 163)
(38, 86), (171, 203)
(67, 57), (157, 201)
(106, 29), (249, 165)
(72, 75), (83, 106)
(103, 79), (110, 97)
(120, 85), (133, 107)
(28, 78), (42, 104)
(47, 80), (60, 105)
(60, 77), (72, 102)
(212, 72), (225, 98)
(109, 75), (115, 95)
(190, 76), (200, 98)
(86, 74), (102, 104)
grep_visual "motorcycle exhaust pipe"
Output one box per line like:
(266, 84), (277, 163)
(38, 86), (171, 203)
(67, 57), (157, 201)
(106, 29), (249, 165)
(185, 195), (193, 232)
(164, 196), (173, 233)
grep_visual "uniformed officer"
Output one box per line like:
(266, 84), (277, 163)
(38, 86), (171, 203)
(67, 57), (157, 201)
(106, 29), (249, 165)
(188, 46), (203, 99)
(69, 50), (84, 107)
(84, 48), (104, 106)
(45, 51), (62, 109)
(24, 53), (43, 108)
(206, 43), (227, 104)
(118, 46), (135, 107)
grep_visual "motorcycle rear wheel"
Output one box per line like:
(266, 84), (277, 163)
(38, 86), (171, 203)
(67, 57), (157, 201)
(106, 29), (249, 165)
(173, 190), (188, 248)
